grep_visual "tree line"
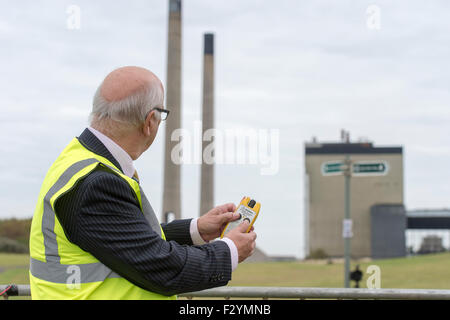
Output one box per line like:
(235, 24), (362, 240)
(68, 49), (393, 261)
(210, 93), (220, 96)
(0, 218), (32, 253)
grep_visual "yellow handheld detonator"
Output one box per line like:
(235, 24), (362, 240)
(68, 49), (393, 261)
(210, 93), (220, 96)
(220, 197), (261, 238)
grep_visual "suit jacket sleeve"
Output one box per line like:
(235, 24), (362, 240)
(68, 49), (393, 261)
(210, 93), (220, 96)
(54, 169), (232, 296)
(160, 219), (194, 246)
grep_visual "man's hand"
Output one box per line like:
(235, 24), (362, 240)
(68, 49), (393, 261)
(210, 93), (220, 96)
(197, 203), (239, 242)
(225, 220), (257, 263)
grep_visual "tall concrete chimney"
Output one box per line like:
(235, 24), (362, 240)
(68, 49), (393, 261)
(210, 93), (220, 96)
(162, 0), (182, 222)
(200, 33), (215, 216)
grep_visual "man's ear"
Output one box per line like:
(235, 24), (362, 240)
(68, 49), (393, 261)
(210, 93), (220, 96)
(143, 110), (155, 136)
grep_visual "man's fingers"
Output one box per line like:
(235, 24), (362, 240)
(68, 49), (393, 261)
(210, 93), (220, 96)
(219, 209), (240, 224)
(237, 220), (250, 232)
(218, 203), (236, 213)
(216, 211), (233, 225)
(231, 211), (241, 221)
(212, 203), (236, 215)
(222, 203), (236, 213)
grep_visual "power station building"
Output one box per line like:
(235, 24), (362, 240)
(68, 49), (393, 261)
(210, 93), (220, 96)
(304, 136), (405, 259)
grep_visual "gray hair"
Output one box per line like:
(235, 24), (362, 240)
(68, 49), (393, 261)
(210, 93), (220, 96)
(89, 82), (163, 127)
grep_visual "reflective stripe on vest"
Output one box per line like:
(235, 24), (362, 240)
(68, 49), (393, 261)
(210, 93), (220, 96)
(42, 158), (97, 264)
(31, 158), (120, 283)
(29, 138), (175, 299)
(30, 257), (120, 284)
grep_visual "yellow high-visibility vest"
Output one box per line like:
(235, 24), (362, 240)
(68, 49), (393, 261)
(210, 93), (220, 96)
(29, 137), (176, 300)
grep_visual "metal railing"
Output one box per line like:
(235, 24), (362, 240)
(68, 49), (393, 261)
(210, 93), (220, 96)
(181, 286), (450, 300)
(0, 285), (31, 299)
(2, 285), (450, 300)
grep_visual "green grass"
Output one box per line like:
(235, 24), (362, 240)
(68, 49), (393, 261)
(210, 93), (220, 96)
(0, 253), (29, 285)
(230, 253), (450, 289)
(1, 252), (450, 294)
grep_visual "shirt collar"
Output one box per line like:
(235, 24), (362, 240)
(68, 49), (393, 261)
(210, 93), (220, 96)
(87, 127), (135, 178)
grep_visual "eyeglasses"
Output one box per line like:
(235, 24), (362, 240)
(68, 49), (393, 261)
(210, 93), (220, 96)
(148, 107), (170, 121)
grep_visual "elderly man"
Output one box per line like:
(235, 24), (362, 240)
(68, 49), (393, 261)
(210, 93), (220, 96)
(29, 66), (257, 300)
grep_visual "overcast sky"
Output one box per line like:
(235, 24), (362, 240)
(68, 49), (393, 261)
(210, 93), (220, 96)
(1, 1), (449, 258)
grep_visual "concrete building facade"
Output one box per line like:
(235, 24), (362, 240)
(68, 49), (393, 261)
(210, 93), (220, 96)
(370, 204), (406, 259)
(305, 140), (404, 258)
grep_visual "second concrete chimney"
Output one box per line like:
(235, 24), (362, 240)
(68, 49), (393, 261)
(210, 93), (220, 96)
(200, 33), (215, 216)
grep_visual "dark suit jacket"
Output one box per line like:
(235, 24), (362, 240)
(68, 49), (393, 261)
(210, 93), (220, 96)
(54, 128), (232, 296)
